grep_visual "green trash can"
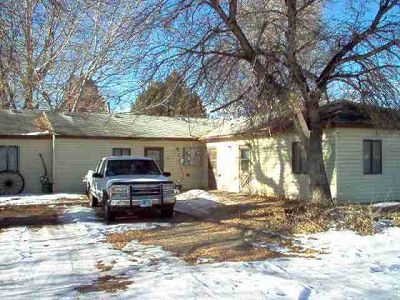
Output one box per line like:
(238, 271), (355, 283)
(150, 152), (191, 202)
(40, 176), (53, 194)
(42, 182), (53, 194)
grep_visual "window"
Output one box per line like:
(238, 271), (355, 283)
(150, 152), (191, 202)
(363, 140), (382, 175)
(292, 142), (308, 174)
(112, 148), (131, 156)
(240, 148), (250, 172)
(0, 146), (19, 171)
(208, 148), (217, 170)
(182, 147), (201, 166)
(144, 147), (164, 170)
(98, 159), (107, 176)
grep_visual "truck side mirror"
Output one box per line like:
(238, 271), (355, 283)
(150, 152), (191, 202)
(92, 172), (103, 178)
(163, 172), (171, 177)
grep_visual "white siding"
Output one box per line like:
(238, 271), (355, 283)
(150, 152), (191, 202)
(0, 139), (52, 194)
(336, 128), (400, 203)
(54, 138), (207, 193)
(206, 130), (337, 200)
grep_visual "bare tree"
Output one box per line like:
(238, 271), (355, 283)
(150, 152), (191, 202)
(58, 76), (107, 112)
(138, 0), (399, 203)
(0, 0), (157, 110)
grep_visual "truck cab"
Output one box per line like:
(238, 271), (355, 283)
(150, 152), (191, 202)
(85, 156), (176, 222)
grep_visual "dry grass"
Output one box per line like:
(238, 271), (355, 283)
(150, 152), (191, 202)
(106, 221), (283, 264)
(204, 192), (381, 235)
(106, 192), (399, 264)
(373, 204), (400, 227)
(96, 260), (116, 272)
(76, 275), (133, 294)
(0, 205), (62, 228)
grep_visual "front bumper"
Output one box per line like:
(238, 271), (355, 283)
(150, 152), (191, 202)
(108, 197), (175, 207)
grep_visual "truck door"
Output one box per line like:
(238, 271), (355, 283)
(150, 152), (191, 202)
(93, 159), (107, 198)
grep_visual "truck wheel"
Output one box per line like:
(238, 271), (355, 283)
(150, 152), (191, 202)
(161, 207), (174, 218)
(105, 204), (115, 223)
(85, 184), (91, 197)
(89, 194), (98, 207)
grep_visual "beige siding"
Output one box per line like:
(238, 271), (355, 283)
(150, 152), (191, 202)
(54, 138), (207, 193)
(336, 128), (400, 203)
(206, 130), (337, 200)
(0, 139), (52, 194)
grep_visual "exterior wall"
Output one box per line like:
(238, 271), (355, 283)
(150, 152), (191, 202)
(336, 128), (400, 203)
(206, 130), (337, 200)
(53, 138), (208, 193)
(0, 138), (52, 194)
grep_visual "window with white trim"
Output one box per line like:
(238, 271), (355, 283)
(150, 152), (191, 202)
(292, 142), (308, 174)
(112, 148), (131, 156)
(0, 146), (19, 171)
(363, 140), (382, 175)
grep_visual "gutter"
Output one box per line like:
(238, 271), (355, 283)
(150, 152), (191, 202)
(43, 111), (56, 189)
(52, 134), (56, 187)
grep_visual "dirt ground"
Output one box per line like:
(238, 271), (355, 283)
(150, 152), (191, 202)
(106, 191), (396, 264)
(1, 192), (399, 298)
(2, 191), (399, 266)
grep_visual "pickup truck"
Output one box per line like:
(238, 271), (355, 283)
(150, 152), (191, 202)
(84, 156), (176, 222)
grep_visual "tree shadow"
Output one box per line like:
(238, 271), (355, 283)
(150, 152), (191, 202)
(246, 131), (336, 200)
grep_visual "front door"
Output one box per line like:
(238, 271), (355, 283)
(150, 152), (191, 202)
(208, 148), (217, 189)
(239, 147), (250, 192)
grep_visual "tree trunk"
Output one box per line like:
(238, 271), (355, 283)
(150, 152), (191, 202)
(24, 0), (34, 109)
(307, 100), (333, 205)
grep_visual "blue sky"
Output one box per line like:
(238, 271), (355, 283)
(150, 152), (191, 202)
(111, 0), (399, 112)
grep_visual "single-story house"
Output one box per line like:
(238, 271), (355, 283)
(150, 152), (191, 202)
(202, 102), (400, 203)
(0, 110), (215, 194)
(1, 101), (399, 203)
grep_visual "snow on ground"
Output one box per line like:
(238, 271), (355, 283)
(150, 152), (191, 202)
(176, 189), (218, 202)
(0, 194), (399, 299)
(0, 193), (85, 206)
(175, 190), (221, 217)
(372, 201), (400, 208)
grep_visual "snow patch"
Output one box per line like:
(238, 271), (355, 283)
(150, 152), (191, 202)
(0, 205), (399, 299)
(176, 189), (219, 202)
(21, 130), (50, 136)
(0, 193), (85, 206)
(175, 190), (221, 217)
(372, 201), (400, 208)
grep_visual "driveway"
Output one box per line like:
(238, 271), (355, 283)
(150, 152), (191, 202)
(0, 193), (399, 299)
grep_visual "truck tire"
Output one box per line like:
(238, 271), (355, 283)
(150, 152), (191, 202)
(85, 184), (91, 197)
(105, 204), (115, 223)
(89, 194), (98, 207)
(160, 206), (174, 218)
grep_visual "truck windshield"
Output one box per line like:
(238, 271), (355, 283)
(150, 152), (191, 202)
(105, 160), (161, 176)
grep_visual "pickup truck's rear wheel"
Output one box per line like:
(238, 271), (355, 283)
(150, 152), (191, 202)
(89, 194), (98, 207)
(160, 206), (174, 218)
(105, 204), (115, 223)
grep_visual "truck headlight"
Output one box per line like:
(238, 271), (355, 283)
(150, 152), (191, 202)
(109, 186), (129, 198)
(162, 183), (175, 200)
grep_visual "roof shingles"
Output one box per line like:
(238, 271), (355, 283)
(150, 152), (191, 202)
(0, 110), (218, 139)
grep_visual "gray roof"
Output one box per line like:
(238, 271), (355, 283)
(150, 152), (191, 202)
(3, 101), (389, 140)
(200, 118), (252, 139)
(0, 110), (45, 135)
(0, 109), (219, 139)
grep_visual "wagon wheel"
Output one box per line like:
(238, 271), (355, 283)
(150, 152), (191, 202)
(0, 171), (25, 195)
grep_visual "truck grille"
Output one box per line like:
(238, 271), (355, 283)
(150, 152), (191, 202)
(130, 185), (161, 196)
